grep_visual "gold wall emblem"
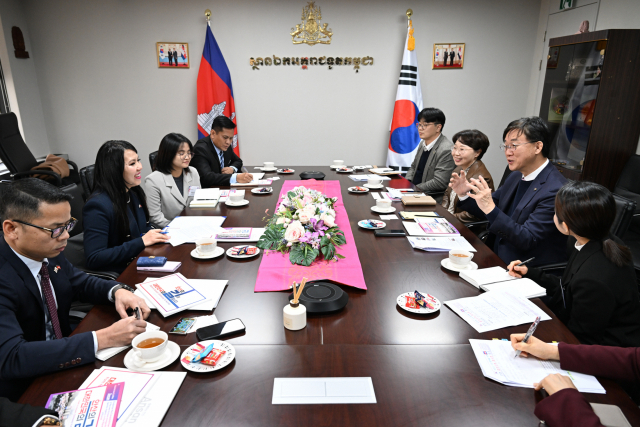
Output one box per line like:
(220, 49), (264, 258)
(290, 1), (332, 45)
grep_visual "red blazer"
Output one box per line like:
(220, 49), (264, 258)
(535, 342), (640, 426)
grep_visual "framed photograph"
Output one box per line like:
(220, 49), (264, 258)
(157, 42), (190, 68)
(547, 46), (560, 69)
(432, 43), (465, 69)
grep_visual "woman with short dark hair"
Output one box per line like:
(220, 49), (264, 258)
(441, 129), (494, 222)
(83, 140), (169, 274)
(144, 133), (201, 227)
(508, 180), (640, 347)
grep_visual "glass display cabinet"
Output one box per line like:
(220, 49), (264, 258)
(538, 30), (640, 189)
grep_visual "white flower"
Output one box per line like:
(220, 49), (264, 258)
(284, 220), (305, 242)
(320, 213), (336, 228)
(297, 210), (311, 224)
(276, 217), (286, 225)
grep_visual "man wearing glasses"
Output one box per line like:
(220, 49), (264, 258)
(451, 116), (568, 267)
(0, 179), (149, 400)
(405, 108), (455, 199)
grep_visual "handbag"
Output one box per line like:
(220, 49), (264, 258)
(401, 194), (436, 206)
(136, 256), (168, 267)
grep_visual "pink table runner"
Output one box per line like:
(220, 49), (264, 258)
(254, 180), (367, 292)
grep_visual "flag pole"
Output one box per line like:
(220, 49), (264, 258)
(205, 9), (211, 27)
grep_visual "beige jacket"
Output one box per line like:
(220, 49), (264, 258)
(144, 167), (201, 227)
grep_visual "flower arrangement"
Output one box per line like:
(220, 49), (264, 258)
(257, 186), (346, 266)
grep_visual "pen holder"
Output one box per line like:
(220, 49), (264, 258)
(283, 301), (307, 330)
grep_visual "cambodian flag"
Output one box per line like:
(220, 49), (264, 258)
(197, 24), (239, 156)
(386, 23), (423, 170)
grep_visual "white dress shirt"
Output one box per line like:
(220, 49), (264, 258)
(10, 248), (99, 352)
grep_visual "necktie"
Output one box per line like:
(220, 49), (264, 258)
(218, 150), (224, 170)
(40, 263), (63, 339)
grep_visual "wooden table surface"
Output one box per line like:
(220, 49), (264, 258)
(18, 167), (640, 426)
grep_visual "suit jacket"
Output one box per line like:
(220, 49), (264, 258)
(534, 343), (640, 427)
(441, 160), (494, 222)
(404, 134), (455, 193)
(191, 135), (243, 188)
(0, 238), (114, 400)
(144, 167), (201, 227)
(458, 161), (568, 267)
(0, 397), (57, 426)
(168, 51), (173, 59)
(526, 237), (640, 347)
(83, 191), (150, 274)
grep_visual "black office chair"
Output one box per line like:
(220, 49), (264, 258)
(79, 165), (95, 201)
(149, 151), (158, 172)
(0, 112), (80, 186)
(614, 155), (640, 215)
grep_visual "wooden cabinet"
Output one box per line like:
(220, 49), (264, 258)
(539, 29), (640, 190)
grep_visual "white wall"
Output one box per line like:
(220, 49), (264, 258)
(0, 0), (50, 157)
(20, 0), (544, 182)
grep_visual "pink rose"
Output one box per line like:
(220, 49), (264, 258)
(297, 210), (311, 224)
(320, 213), (336, 228)
(276, 217), (286, 225)
(284, 220), (305, 243)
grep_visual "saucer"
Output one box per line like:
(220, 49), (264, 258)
(277, 169), (295, 174)
(260, 167), (278, 172)
(364, 183), (384, 189)
(330, 164), (345, 169)
(371, 206), (396, 213)
(397, 291), (441, 314)
(336, 168), (354, 173)
(358, 219), (386, 229)
(225, 199), (250, 207)
(348, 186), (369, 193)
(440, 258), (478, 272)
(227, 245), (260, 258)
(181, 340), (236, 373)
(124, 341), (180, 372)
(191, 246), (224, 259)
(251, 187), (273, 194)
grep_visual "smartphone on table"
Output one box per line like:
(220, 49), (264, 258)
(196, 318), (246, 341)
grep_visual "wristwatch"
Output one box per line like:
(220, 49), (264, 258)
(109, 284), (135, 301)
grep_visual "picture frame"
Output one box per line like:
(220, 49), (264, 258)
(432, 43), (465, 69)
(157, 42), (190, 68)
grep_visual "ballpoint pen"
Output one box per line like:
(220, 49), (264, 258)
(514, 316), (540, 358)
(517, 257), (535, 267)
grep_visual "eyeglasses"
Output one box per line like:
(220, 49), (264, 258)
(177, 151), (193, 159)
(416, 122), (436, 130)
(12, 217), (77, 238)
(500, 141), (536, 152)
(451, 145), (472, 153)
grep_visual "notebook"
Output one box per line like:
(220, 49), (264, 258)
(460, 266), (546, 299)
(459, 266), (517, 288)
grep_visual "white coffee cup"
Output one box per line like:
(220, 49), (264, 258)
(449, 249), (474, 266)
(333, 160), (344, 166)
(367, 177), (382, 187)
(376, 199), (392, 209)
(132, 330), (168, 367)
(196, 237), (217, 255)
(229, 192), (245, 203)
(263, 161), (275, 169)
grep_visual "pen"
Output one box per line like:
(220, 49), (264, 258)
(160, 226), (169, 235)
(516, 257), (535, 267)
(134, 307), (140, 320)
(514, 316), (540, 358)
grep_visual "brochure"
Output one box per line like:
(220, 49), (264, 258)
(45, 382), (124, 427)
(136, 273), (211, 317)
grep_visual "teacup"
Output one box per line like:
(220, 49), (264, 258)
(263, 162), (275, 169)
(229, 192), (245, 204)
(367, 177), (383, 187)
(449, 249), (474, 266)
(132, 331), (168, 367)
(376, 199), (392, 210)
(196, 237), (217, 255)
(333, 160), (344, 166)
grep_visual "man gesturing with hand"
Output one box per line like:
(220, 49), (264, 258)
(0, 179), (150, 400)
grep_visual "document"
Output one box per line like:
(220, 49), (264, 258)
(121, 372), (186, 427)
(407, 236), (476, 252)
(402, 221), (427, 236)
(215, 227), (252, 239)
(481, 279), (546, 299)
(444, 291), (551, 333)
(81, 367), (159, 425)
(231, 179), (273, 187)
(272, 378), (376, 404)
(383, 189), (404, 200)
(45, 382), (124, 427)
(399, 211), (439, 220)
(348, 174), (392, 182)
(469, 339), (605, 393)
(415, 217), (460, 235)
(371, 192), (382, 201)
(96, 322), (161, 362)
(165, 216), (226, 246)
(459, 266), (516, 288)
(136, 273), (211, 317)
(137, 277), (227, 311)
(379, 214), (398, 220)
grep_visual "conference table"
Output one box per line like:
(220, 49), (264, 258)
(19, 167), (640, 426)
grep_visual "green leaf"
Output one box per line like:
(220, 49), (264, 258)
(335, 253), (346, 259)
(256, 225), (285, 250)
(301, 246), (319, 266)
(321, 243), (335, 260)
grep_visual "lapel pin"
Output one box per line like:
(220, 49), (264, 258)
(54, 265), (61, 273)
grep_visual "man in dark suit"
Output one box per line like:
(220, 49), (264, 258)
(191, 115), (253, 187)
(443, 50), (449, 66)
(0, 179), (149, 401)
(173, 49), (179, 66)
(452, 117), (568, 267)
(0, 397), (58, 426)
(167, 50), (173, 66)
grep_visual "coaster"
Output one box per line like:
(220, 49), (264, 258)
(180, 340), (236, 373)
(191, 247), (224, 259)
(440, 258), (478, 272)
(123, 341), (180, 372)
